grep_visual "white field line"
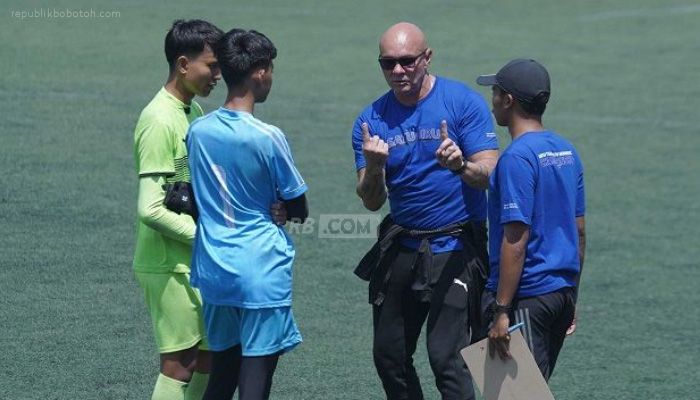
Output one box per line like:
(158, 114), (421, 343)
(580, 4), (700, 22)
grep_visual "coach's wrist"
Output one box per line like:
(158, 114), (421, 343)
(450, 158), (467, 175)
(365, 164), (385, 176)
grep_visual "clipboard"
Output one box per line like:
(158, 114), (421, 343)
(460, 330), (555, 400)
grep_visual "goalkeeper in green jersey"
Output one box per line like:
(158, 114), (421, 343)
(132, 19), (223, 400)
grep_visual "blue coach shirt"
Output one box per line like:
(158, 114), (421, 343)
(352, 77), (497, 252)
(487, 131), (585, 298)
(187, 108), (307, 308)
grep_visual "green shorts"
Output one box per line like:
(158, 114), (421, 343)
(135, 271), (208, 353)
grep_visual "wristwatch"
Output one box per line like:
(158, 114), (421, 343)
(450, 158), (467, 175)
(491, 301), (512, 316)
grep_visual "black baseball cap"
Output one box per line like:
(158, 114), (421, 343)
(476, 59), (551, 104)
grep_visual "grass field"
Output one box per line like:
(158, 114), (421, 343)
(2, 0), (699, 399)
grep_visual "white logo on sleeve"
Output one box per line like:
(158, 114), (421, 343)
(503, 202), (519, 210)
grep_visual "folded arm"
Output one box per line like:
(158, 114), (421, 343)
(283, 193), (309, 224)
(137, 175), (196, 244)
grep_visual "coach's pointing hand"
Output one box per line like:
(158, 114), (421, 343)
(435, 120), (464, 172)
(362, 123), (389, 173)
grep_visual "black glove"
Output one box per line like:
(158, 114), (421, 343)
(162, 181), (198, 221)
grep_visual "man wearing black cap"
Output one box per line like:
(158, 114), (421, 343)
(476, 59), (586, 381)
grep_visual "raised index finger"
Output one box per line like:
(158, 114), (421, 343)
(361, 123), (371, 143)
(439, 120), (449, 140)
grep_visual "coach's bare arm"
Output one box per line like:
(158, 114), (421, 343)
(435, 120), (498, 189)
(459, 150), (498, 189)
(489, 221), (530, 359)
(356, 123), (388, 211)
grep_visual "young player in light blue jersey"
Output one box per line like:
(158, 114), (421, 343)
(186, 29), (308, 400)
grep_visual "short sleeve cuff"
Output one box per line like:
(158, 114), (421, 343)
(500, 213), (531, 226)
(464, 143), (499, 158)
(279, 183), (308, 200)
(138, 169), (175, 177)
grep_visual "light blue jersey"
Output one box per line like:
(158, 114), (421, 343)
(186, 108), (307, 308)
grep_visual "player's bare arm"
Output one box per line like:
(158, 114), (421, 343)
(567, 215), (586, 336)
(575, 216), (586, 286)
(489, 221), (529, 360)
(356, 122), (388, 211)
(435, 120), (497, 189)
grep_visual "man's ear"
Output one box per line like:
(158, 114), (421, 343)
(503, 93), (515, 110)
(176, 55), (189, 75)
(251, 66), (268, 83)
(424, 48), (433, 65)
(248, 67), (259, 82)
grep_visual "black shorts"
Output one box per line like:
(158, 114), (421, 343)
(482, 287), (576, 381)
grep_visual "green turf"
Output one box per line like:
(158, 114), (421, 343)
(1, 0), (699, 398)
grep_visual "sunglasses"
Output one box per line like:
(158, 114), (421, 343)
(378, 50), (427, 71)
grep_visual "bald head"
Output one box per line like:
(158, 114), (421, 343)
(377, 22), (433, 102)
(379, 22), (427, 56)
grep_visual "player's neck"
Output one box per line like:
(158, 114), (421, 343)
(223, 88), (255, 114)
(509, 116), (544, 140)
(394, 74), (434, 107)
(164, 77), (195, 105)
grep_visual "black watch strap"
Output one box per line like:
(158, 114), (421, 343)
(492, 301), (512, 316)
(450, 159), (467, 175)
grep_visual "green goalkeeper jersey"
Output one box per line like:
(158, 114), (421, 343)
(133, 87), (203, 273)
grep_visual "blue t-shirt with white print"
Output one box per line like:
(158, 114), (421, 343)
(487, 131), (585, 298)
(352, 77), (498, 252)
(187, 108), (307, 308)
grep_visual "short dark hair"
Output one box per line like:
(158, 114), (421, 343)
(507, 89), (548, 117)
(164, 19), (223, 70)
(215, 29), (277, 87)
(518, 97), (547, 116)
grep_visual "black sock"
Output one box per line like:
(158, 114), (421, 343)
(203, 344), (242, 400)
(238, 352), (281, 400)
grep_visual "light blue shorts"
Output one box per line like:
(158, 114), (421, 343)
(203, 303), (302, 356)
